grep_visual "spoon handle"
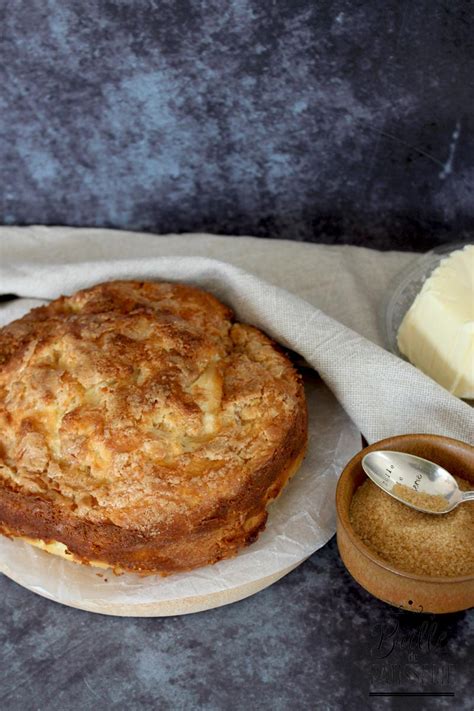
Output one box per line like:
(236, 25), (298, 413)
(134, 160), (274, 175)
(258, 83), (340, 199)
(461, 491), (474, 502)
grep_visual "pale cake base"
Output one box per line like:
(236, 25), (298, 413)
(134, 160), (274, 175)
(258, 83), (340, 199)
(9, 444), (307, 575)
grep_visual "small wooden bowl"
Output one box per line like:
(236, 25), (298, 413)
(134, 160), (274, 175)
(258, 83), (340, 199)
(336, 434), (474, 613)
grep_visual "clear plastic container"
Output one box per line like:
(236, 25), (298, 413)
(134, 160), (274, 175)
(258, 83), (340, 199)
(383, 240), (473, 359)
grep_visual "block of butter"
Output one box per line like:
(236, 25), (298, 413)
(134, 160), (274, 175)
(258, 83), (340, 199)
(397, 244), (474, 398)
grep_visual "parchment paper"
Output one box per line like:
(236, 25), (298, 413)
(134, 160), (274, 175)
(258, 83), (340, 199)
(0, 372), (360, 616)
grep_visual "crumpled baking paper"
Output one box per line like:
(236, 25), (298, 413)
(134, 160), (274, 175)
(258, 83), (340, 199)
(0, 371), (360, 615)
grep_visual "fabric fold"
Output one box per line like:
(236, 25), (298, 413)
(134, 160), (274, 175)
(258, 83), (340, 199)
(1, 250), (472, 445)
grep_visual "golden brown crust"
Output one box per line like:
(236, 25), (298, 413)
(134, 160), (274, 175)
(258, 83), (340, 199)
(0, 280), (307, 574)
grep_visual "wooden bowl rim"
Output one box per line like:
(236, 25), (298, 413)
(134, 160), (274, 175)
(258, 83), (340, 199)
(336, 433), (474, 585)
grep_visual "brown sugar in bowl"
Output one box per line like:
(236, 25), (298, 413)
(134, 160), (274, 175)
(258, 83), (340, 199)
(336, 434), (474, 614)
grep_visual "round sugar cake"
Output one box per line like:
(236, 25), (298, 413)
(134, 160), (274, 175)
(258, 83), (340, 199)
(0, 280), (307, 574)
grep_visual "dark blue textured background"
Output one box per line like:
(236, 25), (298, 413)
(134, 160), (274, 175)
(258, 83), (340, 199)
(1, 0), (473, 249)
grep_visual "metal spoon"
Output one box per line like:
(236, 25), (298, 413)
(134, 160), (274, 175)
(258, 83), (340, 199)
(361, 450), (474, 514)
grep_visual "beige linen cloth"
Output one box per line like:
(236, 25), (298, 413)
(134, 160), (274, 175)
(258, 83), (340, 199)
(0, 225), (472, 445)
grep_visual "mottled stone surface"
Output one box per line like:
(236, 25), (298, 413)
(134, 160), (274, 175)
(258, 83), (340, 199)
(0, 538), (472, 710)
(1, 1), (473, 250)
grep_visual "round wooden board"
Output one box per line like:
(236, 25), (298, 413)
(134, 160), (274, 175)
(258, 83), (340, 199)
(0, 556), (300, 616)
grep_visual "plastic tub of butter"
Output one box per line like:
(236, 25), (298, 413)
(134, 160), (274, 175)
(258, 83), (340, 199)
(384, 241), (473, 399)
(336, 434), (474, 614)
